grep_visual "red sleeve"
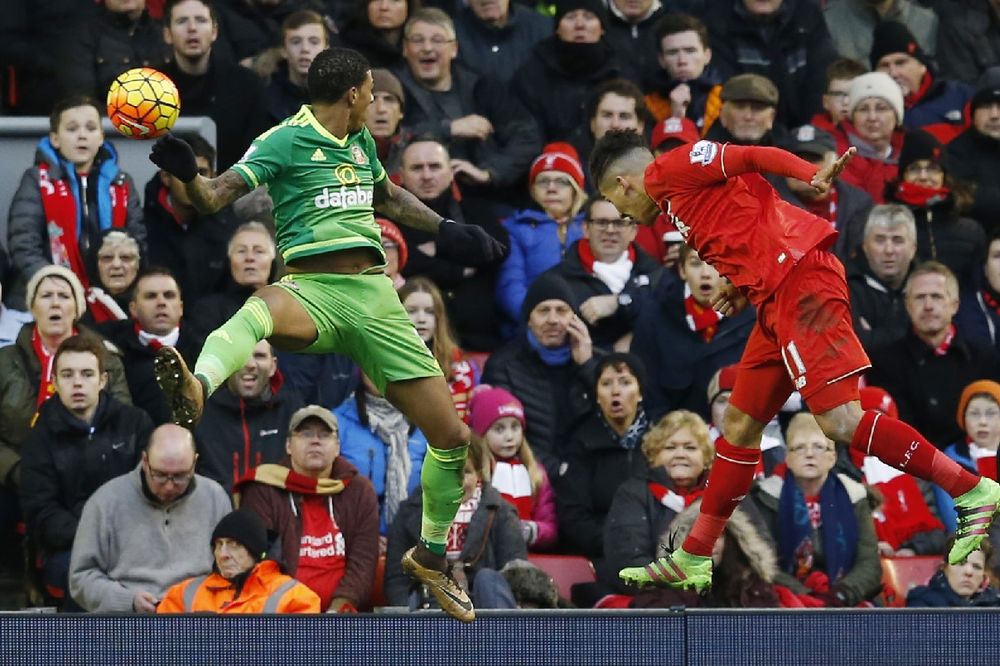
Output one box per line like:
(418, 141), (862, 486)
(719, 144), (817, 183)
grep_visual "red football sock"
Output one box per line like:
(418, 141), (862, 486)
(850, 410), (978, 497)
(682, 437), (760, 557)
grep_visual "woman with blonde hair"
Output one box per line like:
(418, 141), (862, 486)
(398, 277), (479, 419)
(603, 410), (714, 594)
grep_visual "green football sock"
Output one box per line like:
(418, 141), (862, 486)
(193, 296), (274, 397)
(419, 443), (469, 556)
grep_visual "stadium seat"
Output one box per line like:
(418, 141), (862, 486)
(594, 594), (633, 609)
(880, 556), (941, 607)
(366, 553), (387, 610)
(527, 554), (596, 601)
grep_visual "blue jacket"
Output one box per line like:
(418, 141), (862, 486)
(906, 569), (1000, 607)
(956, 284), (1000, 354)
(334, 397), (427, 535)
(496, 208), (585, 326)
(936, 442), (976, 533)
(903, 77), (974, 132)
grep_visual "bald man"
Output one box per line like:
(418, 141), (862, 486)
(69, 424), (232, 613)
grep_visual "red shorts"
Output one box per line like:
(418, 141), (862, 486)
(729, 249), (870, 423)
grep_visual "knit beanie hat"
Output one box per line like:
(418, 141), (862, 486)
(529, 142), (585, 190)
(25, 265), (86, 320)
(870, 21), (927, 69)
(972, 66), (1000, 113)
(372, 68), (405, 108)
(377, 218), (408, 271)
(860, 386), (899, 419)
(212, 509), (268, 562)
(553, 0), (607, 29)
(706, 364), (739, 406)
(521, 272), (577, 322)
(956, 380), (1000, 431)
(468, 386), (526, 437)
(848, 71), (905, 127)
(897, 130), (946, 176)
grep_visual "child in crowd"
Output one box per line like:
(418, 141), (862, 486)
(468, 386), (558, 551)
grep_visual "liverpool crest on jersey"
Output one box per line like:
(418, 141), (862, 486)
(350, 145), (367, 165)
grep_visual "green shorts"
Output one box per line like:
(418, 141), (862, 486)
(274, 270), (442, 394)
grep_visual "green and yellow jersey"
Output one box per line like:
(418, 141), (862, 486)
(231, 105), (387, 265)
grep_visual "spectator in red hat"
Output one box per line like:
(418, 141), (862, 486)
(468, 386), (558, 551)
(496, 142), (588, 332)
(377, 218), (408, 290)
(650, 117), (700, 156)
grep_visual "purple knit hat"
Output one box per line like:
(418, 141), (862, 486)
(468, 387), (526, 437)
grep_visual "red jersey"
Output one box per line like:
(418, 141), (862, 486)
(643, 141), (837, 305)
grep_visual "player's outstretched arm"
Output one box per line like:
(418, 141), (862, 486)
(149, 134), (249, 214)
(373, 178), (507, 265)
(809, 147), (857, 195)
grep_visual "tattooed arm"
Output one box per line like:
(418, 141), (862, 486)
(184, 170), (252, 215)
(372, 177), (442, 233)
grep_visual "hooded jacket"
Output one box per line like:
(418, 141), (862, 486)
(193, 372), (305, 492)
(157, 559), (320, 614)
(19, 392), (151, 552)
(945, 127), (1000, 232)
(236, 456), (380, 610)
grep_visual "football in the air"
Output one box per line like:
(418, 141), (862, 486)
(106, 67), (181, 139)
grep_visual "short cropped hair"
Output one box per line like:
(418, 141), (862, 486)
(863, 204), (916, 242)
(653, 13), (709, 51)
(904, 260), (960, 301)
(307, 47), (371, 104)
(403, 7), (456, 41)
(49, 95), (102, 133)
(54, 333), (107, 375)
(589, 129), (649, 187)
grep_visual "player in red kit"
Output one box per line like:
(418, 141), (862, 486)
(590, 129), (1000, 593)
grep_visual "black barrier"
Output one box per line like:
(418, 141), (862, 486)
(1, 608), (999, 665)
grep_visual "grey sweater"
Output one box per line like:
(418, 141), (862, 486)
(69, 465), (232, 612)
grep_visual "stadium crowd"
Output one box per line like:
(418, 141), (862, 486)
(1, 0), (1000, 613)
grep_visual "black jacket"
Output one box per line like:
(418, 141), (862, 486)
(19, 393), (151, 552)
(906, 570), (1000, 607)
(262, 66), (310, 126)
(546, 241), (663, 351)
(867, 328), (1000, 447)
(141, 177), (240, 305)
(193, 375), (304, 492)
(187, 283), (257, 347)
(454, 4), (552, 83)
(699, 0), (837, 127)
(845, 253), (914, 354)
(395, 63), (542, 190)
(97, 319), (202, 425)
(945, 128), (1000, 236)
(603, 4), (667, 89)
(769, 177), (873, 261)
(482, 337), (597, 476)
(511, 36), (638, 143)
(384, 484), (527, 606)
(556, 411), (650, 559)
(400, 190), (508, 352)
(935, 0), (1000, 86)
(630, 277), (754, 422)
(336, 20), (405, 70)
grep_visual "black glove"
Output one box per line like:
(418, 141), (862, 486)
(436, 219), (507, 266)
(149, 133), (198, 183)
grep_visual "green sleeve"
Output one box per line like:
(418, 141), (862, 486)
(361, 128), (386, 184)
(231, 125), (288, 189)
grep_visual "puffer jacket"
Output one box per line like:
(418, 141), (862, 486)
(749, 473), (884, 606)
(235, 456), (380, 610)
(7, 139), (145, 309)
(383, 484), (527, 606)
(157, 560), (319, 614)
(0, 323), (133, 486)
(19, 393), (151, 552)
(334, 395), (427, 535)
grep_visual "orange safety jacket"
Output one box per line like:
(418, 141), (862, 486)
(157, 560), (320, 614)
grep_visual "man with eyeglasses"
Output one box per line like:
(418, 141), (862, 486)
(549, 195), (662, 351)
(810, 58), (867, 136)
(237, 405), (380, 613)
(394, 7), (541, 201)
(69, 423), (231, 613)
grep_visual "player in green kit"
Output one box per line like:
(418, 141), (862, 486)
(147, 48), (504, 622)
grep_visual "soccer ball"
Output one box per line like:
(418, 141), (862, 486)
(106, 67), (181, 139)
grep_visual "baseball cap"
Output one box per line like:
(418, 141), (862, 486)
(650, 117), (700, 151)
(780, 124), (836, 160)
(288, 405), (339, 433)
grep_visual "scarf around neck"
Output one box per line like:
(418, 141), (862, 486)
(366, 392), (412, 528)
(135, 322), (180, 351)
(233, 463), (347, 505)
(895, 181), (951, 208)
(526, 328), (571, 366)
(683, 283), (723, 342)
(601, 407), (649, 451)
(778, 473), (858, 584)
(578, 239), (635, 294)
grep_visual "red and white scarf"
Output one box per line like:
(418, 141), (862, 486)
(684, 283), (723, 342)
(492, 457), (534, 519)
(647, 481), (704, 513)
(134, 321), (180, 351)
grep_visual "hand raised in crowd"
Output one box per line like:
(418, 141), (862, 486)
(711, 281), (748, 317)
(669, 83), (692, 118)
(450, 114), (494, 140)
(580, 294), (619, 325)
(450, 159), (492, 185)
(566, 314), (594, 366)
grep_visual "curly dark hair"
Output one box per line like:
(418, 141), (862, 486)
(307, 47), (371, 104)
(589, 129), (649, 187)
